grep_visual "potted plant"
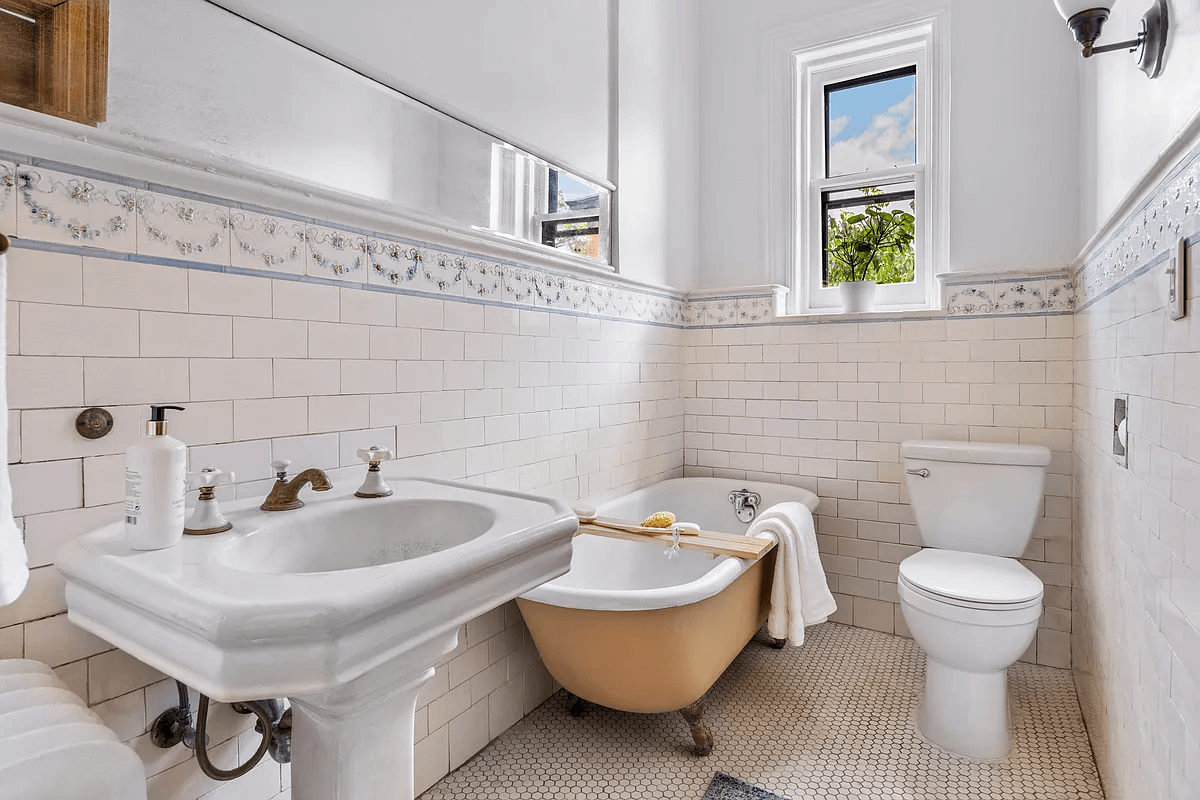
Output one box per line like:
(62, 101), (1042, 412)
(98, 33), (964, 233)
(825, 188), (915, 313)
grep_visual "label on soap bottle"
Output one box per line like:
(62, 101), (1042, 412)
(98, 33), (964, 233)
(124, 469), (143, 526)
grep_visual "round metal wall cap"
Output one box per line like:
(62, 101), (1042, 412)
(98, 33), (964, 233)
(75, 407), (114, 440)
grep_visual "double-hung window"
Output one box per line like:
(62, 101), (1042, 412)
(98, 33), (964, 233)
(793, 20), (945, 313)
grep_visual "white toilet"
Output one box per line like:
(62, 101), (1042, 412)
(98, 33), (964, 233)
(897, 439), (1050, 760)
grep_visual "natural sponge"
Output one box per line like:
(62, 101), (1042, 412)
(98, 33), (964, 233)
(641, 511), (677, 529)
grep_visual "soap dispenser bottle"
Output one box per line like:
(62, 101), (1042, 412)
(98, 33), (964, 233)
(125, 405), (187, 550)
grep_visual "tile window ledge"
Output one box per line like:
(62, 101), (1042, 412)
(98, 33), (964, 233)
(774, 308), (946, 324)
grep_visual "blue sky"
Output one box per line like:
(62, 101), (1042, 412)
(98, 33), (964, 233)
(827, 73), (916, 177)
(557, 172), (597, 202)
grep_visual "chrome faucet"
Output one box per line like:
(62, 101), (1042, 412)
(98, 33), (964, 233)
(260, 459), (332, 511)
(728, 489), (762, 523)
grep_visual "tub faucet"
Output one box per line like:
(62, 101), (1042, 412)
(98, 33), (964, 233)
(260, 459), (332, 511)
(728, 489), (762, 523)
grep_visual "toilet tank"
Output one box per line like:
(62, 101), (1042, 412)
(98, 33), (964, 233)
(900, 440), (1051, 557)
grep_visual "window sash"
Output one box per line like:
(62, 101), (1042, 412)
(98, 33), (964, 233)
(805, 169), (929, 312)
(823, 64), (917, 180)
(821, 185), (916, 287)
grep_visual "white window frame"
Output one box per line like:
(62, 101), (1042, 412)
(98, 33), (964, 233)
(770, 9), (949, 315)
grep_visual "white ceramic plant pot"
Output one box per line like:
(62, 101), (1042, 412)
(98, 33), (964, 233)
(838, 280), (877, 313)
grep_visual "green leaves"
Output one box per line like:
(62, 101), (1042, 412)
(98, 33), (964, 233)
(825, 188), (915, 286)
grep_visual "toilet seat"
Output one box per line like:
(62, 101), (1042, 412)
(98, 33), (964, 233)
(899, 549), (1043, 611)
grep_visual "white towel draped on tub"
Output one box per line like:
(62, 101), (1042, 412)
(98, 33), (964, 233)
(748, 502), (835, 647)
(0, 240), (28, 607)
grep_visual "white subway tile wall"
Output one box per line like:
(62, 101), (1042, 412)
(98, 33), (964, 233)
(683, 315), (1075, 666)
(3, 243), (685, 799)
(1, 154), (1100, 800)
(1073, 240), (1200, 800)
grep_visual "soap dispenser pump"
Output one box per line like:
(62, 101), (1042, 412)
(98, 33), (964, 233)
(125, 405), (187, 551)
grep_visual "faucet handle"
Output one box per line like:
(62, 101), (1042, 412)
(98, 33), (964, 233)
(184, 467), (234, 535)
(271, 459), (291, 480)
(354, 447), (393, 499)
(356, 446), (394, 464)
(187, 466), (235, 490)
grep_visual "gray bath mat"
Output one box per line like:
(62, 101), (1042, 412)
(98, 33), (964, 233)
(703, 772), (791, 800)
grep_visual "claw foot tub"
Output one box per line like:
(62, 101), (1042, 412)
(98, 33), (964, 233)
(517, 477), (820, 755)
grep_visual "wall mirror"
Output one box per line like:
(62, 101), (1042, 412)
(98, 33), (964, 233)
(97, 0), (612, 265)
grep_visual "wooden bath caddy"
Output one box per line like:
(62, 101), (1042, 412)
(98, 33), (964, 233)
(576, 521), (775, 560)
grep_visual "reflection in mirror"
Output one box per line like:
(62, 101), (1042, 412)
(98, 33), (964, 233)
(101, 0), (611, 266)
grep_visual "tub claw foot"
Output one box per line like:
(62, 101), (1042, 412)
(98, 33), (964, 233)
(771, 637), (787, 649)
(679, 697), (713, 756)
(566, 693), (586, 717)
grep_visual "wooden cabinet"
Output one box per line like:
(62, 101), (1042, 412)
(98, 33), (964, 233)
(0, 0), (108, 125)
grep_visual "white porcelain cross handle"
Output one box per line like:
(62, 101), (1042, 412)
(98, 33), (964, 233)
(271, 459), (291, 479)
(357, 446), (394, 463)
(187, 466), (235, 489)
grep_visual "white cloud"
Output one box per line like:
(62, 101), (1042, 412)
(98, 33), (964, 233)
(828, 115), (851, 139)
(828, 91), (916, 177)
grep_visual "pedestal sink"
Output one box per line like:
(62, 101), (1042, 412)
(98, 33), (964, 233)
(55, 477), (577, 800)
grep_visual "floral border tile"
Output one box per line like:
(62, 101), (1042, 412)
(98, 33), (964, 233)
(946, 283), (996, 316)
(501, 264), (537, 306)
(304, 224), (367, 283)
(648, 297), (685, 326)
(16, 166), (136, 252)
(738, 296), (774, 324)
(462, 257), (504, 301)
(704, 300), (739, 326)
(229, 210), (305, 275)
(365, 237), (424, 288)
(5, 156), (1110, 329)
(608, 288), (633, 320)
(420, 250), (467, 298)
(994, 279), (1073, 314)
(136, 190), (229, 264)
(528, 271), (580, 311)
(586, 283), (615, 317)
(1, 158), (770, 328)
(0, 161), (16, 235)
(1039, 276), (1074, 312)
(1076, 149), (1200, 307)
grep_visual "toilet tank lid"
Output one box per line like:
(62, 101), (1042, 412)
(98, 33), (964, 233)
(900, 439), (1051, 467)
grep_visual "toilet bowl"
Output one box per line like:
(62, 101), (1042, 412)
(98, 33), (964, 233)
(898, 440), (1051, 760)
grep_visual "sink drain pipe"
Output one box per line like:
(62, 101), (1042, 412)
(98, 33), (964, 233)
(151, 680), (291, 781)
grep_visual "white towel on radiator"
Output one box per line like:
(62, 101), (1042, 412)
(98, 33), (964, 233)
(748, 502), (835, 647)
(0, 247), (28, 607)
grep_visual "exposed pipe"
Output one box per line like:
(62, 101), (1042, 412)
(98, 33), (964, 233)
(194, 693), (274, 781)
(150, 680), (287, 782)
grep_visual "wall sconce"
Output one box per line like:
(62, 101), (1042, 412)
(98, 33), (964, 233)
(1054, 0), (1169, 78)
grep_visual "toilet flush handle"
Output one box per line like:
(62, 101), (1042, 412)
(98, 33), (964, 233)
(906, 468), (930, 478)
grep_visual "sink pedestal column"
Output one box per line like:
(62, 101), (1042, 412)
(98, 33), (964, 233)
(288, 632), (457, 800)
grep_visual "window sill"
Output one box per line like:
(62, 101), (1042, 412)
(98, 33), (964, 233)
(776, 306), (945, 324)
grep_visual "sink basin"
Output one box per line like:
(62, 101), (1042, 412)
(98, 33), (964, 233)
(55, 477), (576, 800)
(220, 499), (497, 574)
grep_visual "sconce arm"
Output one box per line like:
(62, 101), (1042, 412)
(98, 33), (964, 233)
(1086, 36), (1143, 57)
